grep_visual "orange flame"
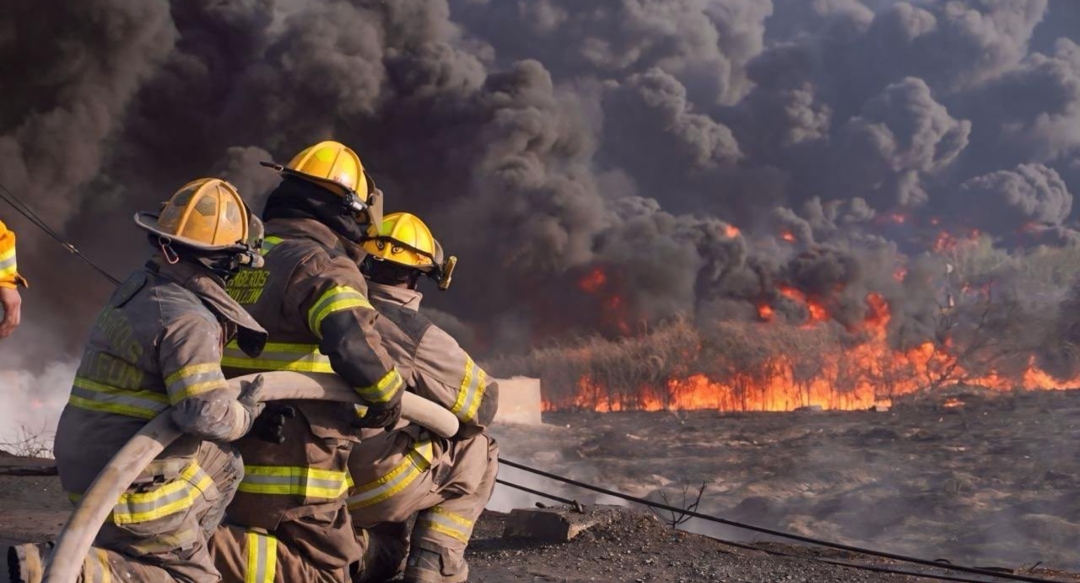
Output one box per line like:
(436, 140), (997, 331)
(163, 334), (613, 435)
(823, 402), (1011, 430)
(546, 293), (1073, 413)
(780, 230), (796, 243)
(724, 224), (741, 238)
(579, 268), (606, 293)
(777, 285), (829, 327)
(757, 304), (775, 322)
(578, 267), (632, 335)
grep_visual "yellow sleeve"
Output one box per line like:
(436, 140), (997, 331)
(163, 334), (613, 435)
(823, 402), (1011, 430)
(0, 220), (27, 289)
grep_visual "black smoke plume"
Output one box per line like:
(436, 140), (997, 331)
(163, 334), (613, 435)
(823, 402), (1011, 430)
(2, 0), (1080, 364)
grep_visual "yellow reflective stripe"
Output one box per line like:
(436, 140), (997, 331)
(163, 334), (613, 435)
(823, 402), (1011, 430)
(451, 357), (488, 423)
(83, 548), (112, 583)
(245, 531), (277, 583)
(238, 465), (350, 499)
(222, 340), (334, 374)
(69, 377), (169, 420)
(307, 285), (373, 337)
(346, 440), (434, 509)
(164, 363), (227, 403)
(355, 367), (404, 404)
(260, 236), (284, 257)
(417, 505), (474, 543)
(111, 462), (211, 525)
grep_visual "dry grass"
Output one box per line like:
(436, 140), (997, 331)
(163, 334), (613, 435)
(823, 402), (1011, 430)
(0, 423), (55, 459)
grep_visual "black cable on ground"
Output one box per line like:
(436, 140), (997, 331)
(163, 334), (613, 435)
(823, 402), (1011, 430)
(495, 478), (578, 506)
(499, 458), (1061, 583)
(495, 472), (1017, 583)
(0, 180), (122, 285)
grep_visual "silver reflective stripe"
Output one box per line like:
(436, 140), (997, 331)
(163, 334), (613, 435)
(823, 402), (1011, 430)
(424, 511), (472, 535)
(452, 358), (487, 423)
(70, 379), (169, 419)
(165, 365), (227, 402)
(222, 341), (333, 374)
(355, 369), (403, 403)
(417, 506), (474, 543)
(460, 366), (483, 420)
(240, 473), (345, 494)
(346, 440), (433, 508)
(253, 534), (269, 583)
(246, 531), (277, 583)
(0, 253), (15, 273)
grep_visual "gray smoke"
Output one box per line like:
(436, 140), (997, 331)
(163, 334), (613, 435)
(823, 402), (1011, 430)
(2, 0), (1080, 362)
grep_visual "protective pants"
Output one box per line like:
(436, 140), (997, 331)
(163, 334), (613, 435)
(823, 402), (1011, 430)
(349, 433), (498, 583)
(67, 441), (243, 583)
(209, 520), (353, 583)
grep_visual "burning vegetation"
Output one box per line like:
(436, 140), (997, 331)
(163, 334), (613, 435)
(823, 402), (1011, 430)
(490, 231), (1080, 413)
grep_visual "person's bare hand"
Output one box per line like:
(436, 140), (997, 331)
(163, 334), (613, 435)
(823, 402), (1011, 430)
(0, 287), (22, 338)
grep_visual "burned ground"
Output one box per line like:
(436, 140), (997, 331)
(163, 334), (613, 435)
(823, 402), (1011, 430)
(4, 389), (1080, 582)
(490, 388), (1080, 574)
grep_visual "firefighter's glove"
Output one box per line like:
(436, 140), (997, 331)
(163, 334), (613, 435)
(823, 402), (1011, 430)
(237, 375), (267, 421)
(351, 399), (402, 431)
(252, 402), (297, 444)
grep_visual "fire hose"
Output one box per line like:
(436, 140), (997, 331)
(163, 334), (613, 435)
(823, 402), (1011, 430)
(42, 371), (460, 583)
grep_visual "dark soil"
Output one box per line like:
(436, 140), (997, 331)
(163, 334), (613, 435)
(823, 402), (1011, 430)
(490, 388), (1080, 573)
(5, 389), (1080, 582)
(467, 508), (1080, 583)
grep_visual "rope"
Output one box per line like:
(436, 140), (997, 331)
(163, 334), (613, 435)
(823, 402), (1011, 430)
(0, 180), (122, 285)
(499, 458), (1062, 583)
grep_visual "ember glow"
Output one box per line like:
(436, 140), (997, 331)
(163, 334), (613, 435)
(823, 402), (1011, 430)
(578, 267), (632, 335)
(777, 285), (829, 327)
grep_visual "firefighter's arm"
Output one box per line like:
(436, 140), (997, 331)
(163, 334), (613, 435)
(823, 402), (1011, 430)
(0, 221), (28, 289)
(414, 325), (500, 436)
(297, 253), (404, 427)
(159, 312), (257, 441)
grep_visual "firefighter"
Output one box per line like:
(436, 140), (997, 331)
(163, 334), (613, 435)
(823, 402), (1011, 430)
(0, 219), (27, 338)
(8, 179), (270, 583)
(211, 140), (405, 582)
(348, 213), (499, 583)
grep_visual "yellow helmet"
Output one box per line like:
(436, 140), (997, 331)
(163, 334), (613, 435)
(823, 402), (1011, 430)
(362, 212), (457, 290)
(134, 178), (264, 266)
(262, 140), (383, 226)
(363, 212), (437, 269)
(286, 141), (369, 199)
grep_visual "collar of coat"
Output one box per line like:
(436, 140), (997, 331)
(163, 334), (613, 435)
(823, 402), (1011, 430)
(149, 256), (268, 357)
(264, 217), (367, 263)
(368, 281), (423, 312)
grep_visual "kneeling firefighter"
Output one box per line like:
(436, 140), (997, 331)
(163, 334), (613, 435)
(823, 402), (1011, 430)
(9, 179), (269, 583)
(210, 141), (405, 582)
(348, 213), (500, 583)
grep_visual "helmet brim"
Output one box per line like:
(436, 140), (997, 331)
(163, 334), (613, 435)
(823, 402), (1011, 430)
(133, 212), (248, 253)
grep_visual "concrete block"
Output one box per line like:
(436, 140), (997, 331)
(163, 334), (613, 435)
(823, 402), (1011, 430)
(493, 376), (543, 425)
(502, 505), (618, 543)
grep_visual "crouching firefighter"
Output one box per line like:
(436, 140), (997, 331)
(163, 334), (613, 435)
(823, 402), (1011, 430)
(348, 213), (500, 583)
(8, 179), (269, 583)
(210, 141), (406, 583)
